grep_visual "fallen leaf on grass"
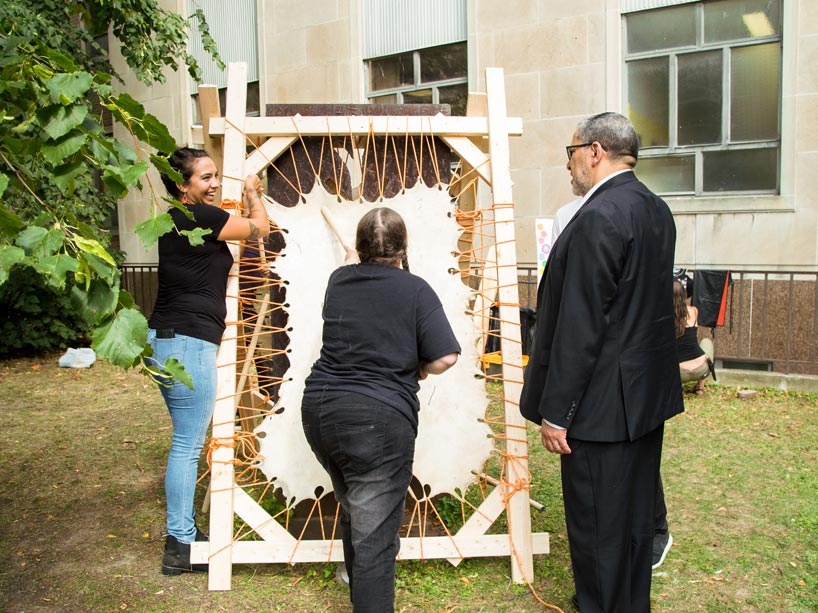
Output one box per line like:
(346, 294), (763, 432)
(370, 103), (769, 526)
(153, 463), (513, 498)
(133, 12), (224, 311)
(796, 580), (806, 586)
(31, 364), (41, 370)
(767, 432), (780, 438)
(460, 577), (471, 585)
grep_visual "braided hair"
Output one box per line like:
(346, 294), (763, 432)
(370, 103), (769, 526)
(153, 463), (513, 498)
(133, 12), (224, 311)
(355, 207), (409, 271)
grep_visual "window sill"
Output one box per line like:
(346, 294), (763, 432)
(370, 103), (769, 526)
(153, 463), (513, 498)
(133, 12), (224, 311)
(665, 194), (795, 215)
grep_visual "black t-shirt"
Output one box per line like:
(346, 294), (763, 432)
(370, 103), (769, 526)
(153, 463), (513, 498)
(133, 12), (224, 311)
(148, 203), (232, 345)
(676, 326), (704, 362)
(304, 263), (461, 431)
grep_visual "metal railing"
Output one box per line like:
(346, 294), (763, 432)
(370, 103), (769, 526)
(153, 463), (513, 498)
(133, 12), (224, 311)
(123, 263), (818, 376)
(518, 266), (818, 376)
(120, 264), (159, 319)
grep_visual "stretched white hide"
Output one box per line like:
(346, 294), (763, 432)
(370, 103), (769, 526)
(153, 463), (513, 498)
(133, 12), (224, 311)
(255, 185), (494, 503)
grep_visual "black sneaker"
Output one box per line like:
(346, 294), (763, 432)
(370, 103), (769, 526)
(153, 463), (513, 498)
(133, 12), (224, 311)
(652, 532), (673, 569)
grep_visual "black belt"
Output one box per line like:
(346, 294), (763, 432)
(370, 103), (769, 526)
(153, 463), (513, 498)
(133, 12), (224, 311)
(155, 328), (175, 339)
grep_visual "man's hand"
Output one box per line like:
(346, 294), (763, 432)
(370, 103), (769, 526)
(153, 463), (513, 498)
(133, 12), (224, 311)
(540, 421), (571, 455)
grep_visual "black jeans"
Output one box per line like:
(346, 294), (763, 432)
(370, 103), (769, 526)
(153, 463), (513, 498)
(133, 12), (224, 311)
(302, 391), (416, 613)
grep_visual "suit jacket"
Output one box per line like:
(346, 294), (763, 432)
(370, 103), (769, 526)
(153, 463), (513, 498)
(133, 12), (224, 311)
(520, 171), (684, 442)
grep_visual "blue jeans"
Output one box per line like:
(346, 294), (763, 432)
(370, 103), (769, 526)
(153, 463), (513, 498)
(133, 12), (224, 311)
(147, 329), (218, 544)
(302, 391), (416, 613)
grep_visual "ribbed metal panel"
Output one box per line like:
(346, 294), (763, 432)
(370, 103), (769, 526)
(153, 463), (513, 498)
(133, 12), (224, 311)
(188, 0), (258, 91)
(363, 0), (467, 59)
(621, 0), (697, 13)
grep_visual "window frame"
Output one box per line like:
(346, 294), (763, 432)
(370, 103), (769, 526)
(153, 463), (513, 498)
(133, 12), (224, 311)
(623, 0), (783, 197)
(365, 42), (468, 114)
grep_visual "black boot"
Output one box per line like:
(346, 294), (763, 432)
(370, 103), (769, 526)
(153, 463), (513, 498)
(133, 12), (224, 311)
(161, 534), (208, 576)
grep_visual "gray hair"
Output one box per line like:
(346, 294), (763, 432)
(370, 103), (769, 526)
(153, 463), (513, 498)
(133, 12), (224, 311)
(576, 112), (639, 167)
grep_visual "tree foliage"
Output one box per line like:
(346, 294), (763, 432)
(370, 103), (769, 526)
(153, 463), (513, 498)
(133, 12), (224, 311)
(0, 1), (217, 385)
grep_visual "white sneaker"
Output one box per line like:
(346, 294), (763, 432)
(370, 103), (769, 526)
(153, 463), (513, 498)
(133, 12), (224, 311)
(652, 532), (673, 569)
(336, 562), (350, 585)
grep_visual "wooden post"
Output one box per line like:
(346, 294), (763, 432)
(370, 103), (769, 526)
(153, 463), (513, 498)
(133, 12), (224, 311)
(485, 67), (534, 584)
(198, 85), (224, 208)
(204, 62), (248, 591)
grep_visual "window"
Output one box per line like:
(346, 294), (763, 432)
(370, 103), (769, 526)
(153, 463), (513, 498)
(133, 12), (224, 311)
(624, 0), (781, 195)
(367, 42), (468, 115)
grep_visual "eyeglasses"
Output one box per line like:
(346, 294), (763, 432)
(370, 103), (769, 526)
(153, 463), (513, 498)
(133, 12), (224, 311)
(565, 142), (593, 161)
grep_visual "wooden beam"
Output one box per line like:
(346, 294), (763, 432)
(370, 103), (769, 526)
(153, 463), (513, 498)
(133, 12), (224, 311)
(205, 115), (523, 138)
(214, 533), (549, 565)
(485, 66), (534, 585)
(208, 62), (249, 592)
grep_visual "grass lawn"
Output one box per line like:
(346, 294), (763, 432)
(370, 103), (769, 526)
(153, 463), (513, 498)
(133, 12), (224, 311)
(1, 355), (816, 612)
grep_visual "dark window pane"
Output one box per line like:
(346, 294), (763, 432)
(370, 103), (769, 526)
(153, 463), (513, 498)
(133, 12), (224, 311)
(439, 83), (467, 116)
(703, 147), (778, 192)
(369, 93), (398, 105)
(419, 42), (467, 83)
(246, 81), (260, 116)
(637, 155), (695, 194)
(626, 4), (695, 53)
(627, 57), (669, 147)
(678, 51), (722, 145)
(704, 0), (781, 43)
(369, 52), (414, 91)
(403, 89), (433, 104)
(731, 43), (780, 141)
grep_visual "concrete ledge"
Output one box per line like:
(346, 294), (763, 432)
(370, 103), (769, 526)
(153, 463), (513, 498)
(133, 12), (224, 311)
(712, 369), (818, 394)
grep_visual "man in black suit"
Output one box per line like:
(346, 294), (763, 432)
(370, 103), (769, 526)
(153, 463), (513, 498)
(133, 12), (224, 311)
(520, 112), (684, 612)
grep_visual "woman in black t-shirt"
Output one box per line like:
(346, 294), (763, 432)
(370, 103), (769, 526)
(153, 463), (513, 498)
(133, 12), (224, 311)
(148, 148), (270, 576)
(302, 207), (460, 612)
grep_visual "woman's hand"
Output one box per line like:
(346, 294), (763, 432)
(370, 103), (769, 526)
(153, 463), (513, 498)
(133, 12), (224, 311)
(244, 174), (263, 201)
(217, 174), (270, 241)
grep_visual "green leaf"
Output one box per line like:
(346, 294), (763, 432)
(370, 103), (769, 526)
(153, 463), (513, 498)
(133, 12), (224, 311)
(0, 175), (7, 197)
(35, 253), (80, 289)
(15, 226), (48, 253)
(39, 45), (78, 72)
(91, 307), (149, 369)
(52, 161), (86, 194)
(111, 93), (146, 118)
(101, 172), (127, 200)
(71, 279), (119, 324)
(118, 289), (136, 310)
(180, 227), (210, 246)
(0, 204), (24, 236)
(36, 104), (89, 140)
(78, 252), (117, 286)
(42, 130), (88, 165)
(46, 72), (94, 104)
(150, 154), (182, 184)
(74, 236), (117, 266)
(141, 114), (176, 154)
(135, 212), (174, 249)
(42, 228), (65, 256)
(162, 357), (194, 390)
(165, 197), (194, 220)
(0, 244), (26, 285)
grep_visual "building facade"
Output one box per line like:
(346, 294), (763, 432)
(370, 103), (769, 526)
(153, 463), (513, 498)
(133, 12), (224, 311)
(110, 0), (816, 274)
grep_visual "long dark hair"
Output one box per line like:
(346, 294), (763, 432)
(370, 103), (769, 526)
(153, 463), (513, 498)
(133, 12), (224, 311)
(160, 147), (210, 199)
(355, 207), (409, 271)
(673, 279), (688, 338)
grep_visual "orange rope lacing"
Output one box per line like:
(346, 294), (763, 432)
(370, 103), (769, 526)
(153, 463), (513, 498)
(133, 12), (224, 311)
(194, 115), (562, 610)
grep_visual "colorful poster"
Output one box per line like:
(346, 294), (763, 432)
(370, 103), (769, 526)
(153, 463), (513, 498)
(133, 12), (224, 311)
(535, 217), (555, 284)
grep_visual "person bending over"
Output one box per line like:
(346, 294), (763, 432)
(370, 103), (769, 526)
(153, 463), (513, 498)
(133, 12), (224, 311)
(301, 207), (460, 613)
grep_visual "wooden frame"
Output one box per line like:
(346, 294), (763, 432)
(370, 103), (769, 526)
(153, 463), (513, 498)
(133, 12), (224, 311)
(191, 63), (547, 591)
